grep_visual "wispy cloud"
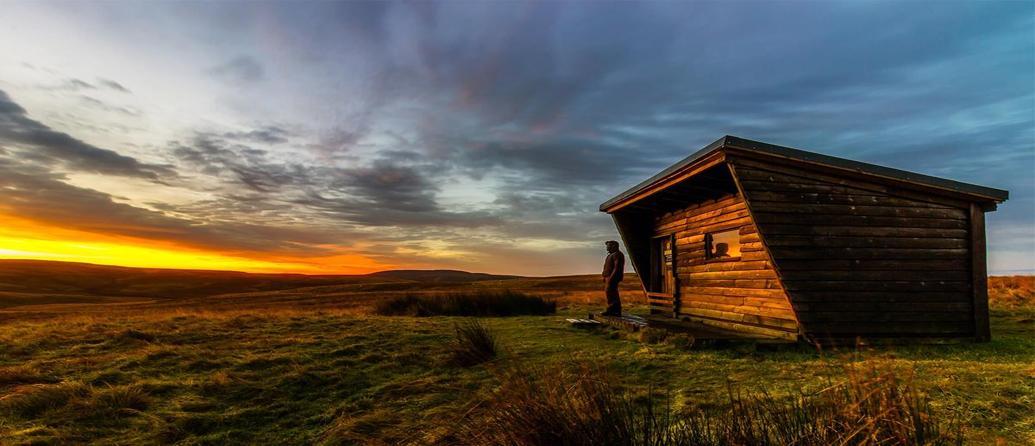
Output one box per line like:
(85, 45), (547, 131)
(96, 78), (131, 93)
(207, 55), (265, 83)
(0, 89), (172, 180)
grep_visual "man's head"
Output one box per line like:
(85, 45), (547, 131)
(714, 242), (729, 257)
(605, 240), (620, 253)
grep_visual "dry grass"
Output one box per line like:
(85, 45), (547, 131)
(88, 384), (150, 414)
(455, 363), (638, 445)
(0, 365), (58, 389)
(0, 273), (628, 323)
(0, 275), (1030, 444)
(374, 291), (556, 317)
(989, 276), (1035, 309)
(0, 381), (90, 418)
(456, 362), (962, 446)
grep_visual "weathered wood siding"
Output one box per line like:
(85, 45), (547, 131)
(730, 157), (975, 338)
(653, 193), (798, 339)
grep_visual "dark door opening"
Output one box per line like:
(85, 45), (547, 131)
(651, 235), (675, 294)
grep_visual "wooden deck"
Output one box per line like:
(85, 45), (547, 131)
(587, 312), (795, 344)
(564, 318), (602, 328)
(644, 315), (793, 343)
(589, 313), (648, 331)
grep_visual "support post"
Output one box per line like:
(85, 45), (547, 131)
(970, 203), (990, 342)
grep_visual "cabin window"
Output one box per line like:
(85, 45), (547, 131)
(705, 229), (741, 260)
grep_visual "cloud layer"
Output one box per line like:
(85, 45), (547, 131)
(0, 1), (1031, 274)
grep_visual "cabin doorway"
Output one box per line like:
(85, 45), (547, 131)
(651, 235), (675, 293)
(648, 235), (678, 316)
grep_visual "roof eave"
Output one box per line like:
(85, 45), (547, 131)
(599, 135), (1009, 213)
(721, 137), (1009, 203)
(598, 136), (730, 213)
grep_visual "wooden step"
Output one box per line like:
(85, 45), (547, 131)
(566, 318), (602, 328)
(590, 313), (648, 331)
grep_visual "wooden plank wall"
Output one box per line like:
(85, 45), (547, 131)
(730, 157), (975, 338)
(653, 193), (798, 340)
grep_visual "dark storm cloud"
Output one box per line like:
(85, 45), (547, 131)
(0, 89), (173, 180)
(207, 55), (265, 83)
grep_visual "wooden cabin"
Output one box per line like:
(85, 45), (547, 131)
(600, 136), (1008, 342)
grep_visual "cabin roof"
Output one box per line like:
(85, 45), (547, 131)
(599, 135), (1009, 212)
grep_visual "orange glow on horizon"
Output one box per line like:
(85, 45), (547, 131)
(0, 215), (394, 275)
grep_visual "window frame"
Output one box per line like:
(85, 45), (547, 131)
(704, 227), (742, 262)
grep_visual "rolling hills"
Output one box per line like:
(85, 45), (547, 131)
(0, 259), (635, 315)
(0, 260), (521, 301)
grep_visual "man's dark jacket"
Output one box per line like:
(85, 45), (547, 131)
(602, 251), (625, 288)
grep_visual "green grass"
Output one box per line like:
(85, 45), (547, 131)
(374, 291), (556, 316)
(0, 303), (1032, 444)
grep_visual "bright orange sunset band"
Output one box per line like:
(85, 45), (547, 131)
(0, 214), (392, 275)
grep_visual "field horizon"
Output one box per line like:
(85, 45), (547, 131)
(0, 259), (640, 323)
(0, 258), (531, 285)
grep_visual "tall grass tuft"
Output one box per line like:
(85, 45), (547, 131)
(0, 365), (58, 388)
(455, 363), (961, 446)
(449, 320), (499, 367)
(374, 291), (556, 317)
(457, 363), (638, 445)
(0, 381), (90, 418)
(0, 381), (151, 420)
(87, 384), (150, 414)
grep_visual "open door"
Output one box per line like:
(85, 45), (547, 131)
(647, 234), (678, 316)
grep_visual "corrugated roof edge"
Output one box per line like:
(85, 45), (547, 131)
(599, 135), (1009, 212)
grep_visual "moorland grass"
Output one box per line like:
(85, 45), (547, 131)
(989, 276), (1035, 309)
(457, 362), (962, 446)
(0, 381), (90, 419)
(374, 290), (556, 317)
(0, 279), (1031, 445)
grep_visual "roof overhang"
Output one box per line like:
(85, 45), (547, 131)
(599, 135), (1009, 213)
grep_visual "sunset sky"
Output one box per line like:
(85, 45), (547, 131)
(0, 1), (1032, 276)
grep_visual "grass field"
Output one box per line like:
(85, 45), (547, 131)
(0, 268), (1032, 445)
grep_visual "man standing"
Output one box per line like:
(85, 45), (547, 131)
(601, 240), (625, 316)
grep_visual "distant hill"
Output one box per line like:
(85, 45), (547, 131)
(0, 259), (521, 300)
(366, 269), (520, 283)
